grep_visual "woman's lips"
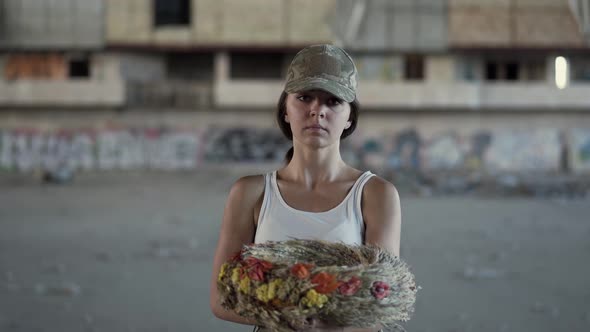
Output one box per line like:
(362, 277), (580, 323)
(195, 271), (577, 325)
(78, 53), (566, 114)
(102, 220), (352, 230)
(304, 125), (327, 131)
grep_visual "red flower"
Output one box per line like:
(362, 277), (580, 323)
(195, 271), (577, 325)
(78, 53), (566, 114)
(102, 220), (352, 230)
(290, 263), (314, 280)
(230, 248), (245, 262)
(371, 281), (391, 300)
(311, 272), (341, 294)
(338, 276), (362, 296)
(243, 257), (273, 282)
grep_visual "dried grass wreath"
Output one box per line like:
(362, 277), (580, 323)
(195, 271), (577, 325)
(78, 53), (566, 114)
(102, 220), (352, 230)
(217, 239), (420, 331)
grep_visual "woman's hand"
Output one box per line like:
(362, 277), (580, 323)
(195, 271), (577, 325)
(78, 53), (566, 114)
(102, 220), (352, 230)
(306, 318), (343, 331)
(306, 318), (381, 331)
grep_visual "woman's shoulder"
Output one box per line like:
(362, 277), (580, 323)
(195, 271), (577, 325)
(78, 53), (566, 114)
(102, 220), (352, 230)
(230, 173), (266, 198)
(222, 174), (268, 228)
(348, 167), (397, 193)
(363, 173), (400, 203)
(361, 173), (401, 233)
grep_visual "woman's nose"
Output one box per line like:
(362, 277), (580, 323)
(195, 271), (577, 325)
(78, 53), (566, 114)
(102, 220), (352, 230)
(309, 100), (326, 118)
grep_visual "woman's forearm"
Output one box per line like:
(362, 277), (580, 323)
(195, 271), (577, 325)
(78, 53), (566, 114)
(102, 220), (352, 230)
(213, 306), (259, 326)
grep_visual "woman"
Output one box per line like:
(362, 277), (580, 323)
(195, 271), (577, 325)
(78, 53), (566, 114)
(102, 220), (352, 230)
(210, 44), (402, 331)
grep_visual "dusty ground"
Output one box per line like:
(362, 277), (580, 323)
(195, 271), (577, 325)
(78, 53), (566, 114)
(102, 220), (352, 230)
(1, 169), (589, 332)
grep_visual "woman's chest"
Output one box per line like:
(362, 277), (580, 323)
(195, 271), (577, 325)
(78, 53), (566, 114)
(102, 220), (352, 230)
(277, 181), (355, 213)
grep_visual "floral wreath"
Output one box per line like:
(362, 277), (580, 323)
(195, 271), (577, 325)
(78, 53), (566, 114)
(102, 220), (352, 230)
(217, 239), (419, 331)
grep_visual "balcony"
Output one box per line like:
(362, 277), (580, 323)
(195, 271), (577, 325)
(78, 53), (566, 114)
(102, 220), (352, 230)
(0, 80), (125, 108)
(214, 80), (590, 111)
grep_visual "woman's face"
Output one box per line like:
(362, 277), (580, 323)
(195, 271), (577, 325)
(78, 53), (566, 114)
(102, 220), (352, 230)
(284, 90), (352, 149)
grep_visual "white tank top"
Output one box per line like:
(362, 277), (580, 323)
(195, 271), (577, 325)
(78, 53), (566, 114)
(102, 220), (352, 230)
(254, 170), (375, 245)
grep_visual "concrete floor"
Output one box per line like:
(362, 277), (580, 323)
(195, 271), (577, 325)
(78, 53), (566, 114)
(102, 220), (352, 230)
(1, 170), (589, 332)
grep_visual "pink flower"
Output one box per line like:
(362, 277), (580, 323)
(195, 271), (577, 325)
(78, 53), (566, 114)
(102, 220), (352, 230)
(338, 276), (362, 296)
(371, 281), (391, 300)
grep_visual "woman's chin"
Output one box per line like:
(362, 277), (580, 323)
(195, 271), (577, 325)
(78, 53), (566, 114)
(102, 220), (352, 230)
(301, 138), (337, 150)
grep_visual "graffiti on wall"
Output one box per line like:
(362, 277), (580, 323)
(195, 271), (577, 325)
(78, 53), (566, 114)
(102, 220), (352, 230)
(387, 129), (421, 170)
(347, 128), (563, 173)
(570, 129), (590, 172)
(97, 129), (201, 170)
(418, 131), (494, 171)
(0, 126), (587, 173)
(421, 133), (466, 170)
(204, 127), (290, 162)
(0, 128), (201, 172)
(0, 130), (93, 171)
(484, 130), (561, 172)
(465, 132), (492, 170)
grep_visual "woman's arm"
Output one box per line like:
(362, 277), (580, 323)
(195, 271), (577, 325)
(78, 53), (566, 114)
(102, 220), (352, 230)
(209, 175), (264, 326)
(356, 176), (402, 332)
(362, 176), (402, 257)
(316, 177), (401, 332)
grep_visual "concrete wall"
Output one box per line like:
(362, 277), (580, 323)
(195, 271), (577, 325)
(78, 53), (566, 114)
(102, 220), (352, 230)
(102, 0), (590, 50)
(0, 110), (589, 174)
(341, 0), (448, 51)
(0, 0), (104, 49)
(287, 0), (335, 44)
(513, 0), (585, 47)
(106, 0), (335, 46)
(221, 0), (284, 44)
(106, 0), (152, 43)
(1, 0), (586, 51)
(449, 0), (586, 47)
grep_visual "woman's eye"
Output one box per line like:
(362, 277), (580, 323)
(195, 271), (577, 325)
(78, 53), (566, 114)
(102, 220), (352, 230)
(329, 98), (342, 106)
(297, 95), (310, 102)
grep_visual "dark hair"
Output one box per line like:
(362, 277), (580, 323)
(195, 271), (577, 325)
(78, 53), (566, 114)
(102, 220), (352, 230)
(276, 91), (360, 163)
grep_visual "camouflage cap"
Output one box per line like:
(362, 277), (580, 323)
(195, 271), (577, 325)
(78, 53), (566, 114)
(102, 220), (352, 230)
(284, 44), (358, 103)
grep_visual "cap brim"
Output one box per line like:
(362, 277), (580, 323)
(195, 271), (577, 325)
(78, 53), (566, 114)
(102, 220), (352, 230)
(285, 77), (356, 103)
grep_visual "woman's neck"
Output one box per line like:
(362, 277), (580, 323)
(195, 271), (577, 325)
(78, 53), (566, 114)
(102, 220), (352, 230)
(282, 143), (348, 187)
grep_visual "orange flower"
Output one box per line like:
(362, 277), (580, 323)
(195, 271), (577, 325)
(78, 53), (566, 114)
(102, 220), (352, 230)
(243, 257), (273, 282)
(290, 263), (314, 279)
(311, 271), (341, 294)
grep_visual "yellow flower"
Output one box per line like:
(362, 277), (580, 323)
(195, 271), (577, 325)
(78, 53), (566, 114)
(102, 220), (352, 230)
(255, 279), (284, 303)
(301, 289), (329, 308)
(231, 267), (241, 284)
(238, 276), (251, 294)
(256, 284), (271, 303)
(218, 263), (229, 282)
(268, 279), (284, 300)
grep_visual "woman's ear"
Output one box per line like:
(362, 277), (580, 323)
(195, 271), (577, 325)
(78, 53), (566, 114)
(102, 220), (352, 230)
(284, 114), (290, 123)
(344, 121), (351, 129)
